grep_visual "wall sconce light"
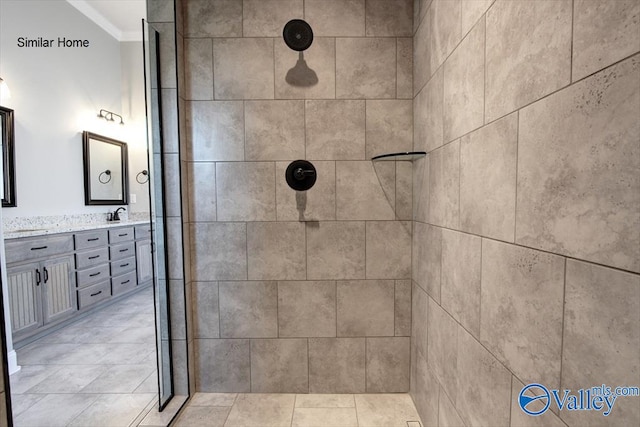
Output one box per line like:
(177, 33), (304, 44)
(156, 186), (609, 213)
(98, 109), (124, 125)
(0, 77), (11, 100)
(136, 169), (149, 184)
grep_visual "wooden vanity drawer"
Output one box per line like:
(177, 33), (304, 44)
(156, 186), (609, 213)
(109, 227), (134, 244)
(78, 281), (110, 309)
(134, 224), (152, 240)
(111, 256), (135, 277)
(112, 270), (137, 296)
(75, 247), (109, 270)
(77, 263), (110, 288)
(110, 242), (135, 261)
(5, 234), (74, 264)
(75, 230), (109, 250)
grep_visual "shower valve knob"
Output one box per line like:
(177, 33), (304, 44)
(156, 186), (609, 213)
(286, 160), (317, 191)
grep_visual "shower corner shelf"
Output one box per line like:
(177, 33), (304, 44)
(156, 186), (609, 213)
(371, 151), (426, 162)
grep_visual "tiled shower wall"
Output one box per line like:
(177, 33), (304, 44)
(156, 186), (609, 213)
(182, 0), (415, 393)
(411, 1), (639, 427)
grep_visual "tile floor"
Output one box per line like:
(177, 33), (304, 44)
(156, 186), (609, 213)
(9, 286), (159, 427)
(173, 393), (423, 427)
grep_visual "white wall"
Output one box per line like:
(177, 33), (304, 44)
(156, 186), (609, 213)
(0, 0), (149, 218)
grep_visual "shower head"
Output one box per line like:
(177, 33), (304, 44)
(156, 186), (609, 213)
(283, 19), (313, 51)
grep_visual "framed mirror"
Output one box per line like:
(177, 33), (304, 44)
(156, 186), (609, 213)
(0, 106), (16, 207)
(82, 131), (129, 205)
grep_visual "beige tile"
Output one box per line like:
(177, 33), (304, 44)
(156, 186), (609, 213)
(275, 37), (336, 100)
(224, 393), (295, 427)
(306, 100), (365, 160)
(278, 281), (336, 338)
(394, 280), (411, 336)
(516, 56), (640, 273)
(573, 0), (640, 81)
(250, 339), (309, 393)
(461, 0), (493, 36)
(415, 0), (430, 30)
(481, 239), (564, 389)
(292, 408), (358, 427)
(305, 0), (365, 36)
(186, 101), (244, 161)
(189, 393), (237, 406)
(195, 339), (251, 392)
(411, 282), (429, 362)
(365, 221), (411, 279)
(366, 100), (413, 159)
(188, 162), (216, 222)
(413, 11), (430, 95)
(337, 280), (394, 337)
(173, 405), (230, 427)
(183, 0), (242, 37)
(420, 67), (444, 153)
(192, 282), (219, 338)
(336, 38), (396, 99)
(13, 394), (98, 427)
(336, 161), (395, 220)
(429, 0), (462, 73)
(485, 0), (572, 122)
(247, 222), (306, 280)
(162, 154), (182, 218)
(245, 100), (305, 161)
(213, 38), (274, 100)
(410, 352), (439, 427)
(295, 394), (355, 408)
(309, 338), (366, 393)
(148, 0), (174, 22)
(427, 297), (458, 402)
(216, 162), (276, 221)
(275, 161), (336, 221)
(438, 387), (465, 427)
(355, 394), (422, 427)
(412, 155), (429, 223)
(366, 337), (410, 392)
(460, 113), (517, 242)
(306, 221), (366, 280)
(156, 23), (177, 89)
(443, 17), (484, 142)
(510, 377), (567, 427)
(428, 141), (459, 229)
(561, 260), (640, 427)
(395, 161), (413, 220)
(191, 222), (247, 281)
(412, 222), (442, 301)
(184, 38), (213, 101)
(397, 38), (413, 99)
(219, 281), (278, 338)
(456, 328), (511, 427)
(242, 0), (303, 37)
(365, 0), (413, 36)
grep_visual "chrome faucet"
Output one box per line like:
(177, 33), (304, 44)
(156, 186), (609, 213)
(112, 207), (126, 221)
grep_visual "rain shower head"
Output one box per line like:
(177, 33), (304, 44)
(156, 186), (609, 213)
(283, 19), (313, 51)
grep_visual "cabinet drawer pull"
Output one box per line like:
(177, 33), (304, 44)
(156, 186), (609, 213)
(118, 233), (128, 237)
(31, 246), (48, 251)
(88, 237), (100, 242)
(119, 248), (129, 253)
(89, 272), (101, 277)
(88, 255), (100, 260)
(120, 263), (130, 268)
(121, 280), (130, 285)
(90, 290), (102, 297)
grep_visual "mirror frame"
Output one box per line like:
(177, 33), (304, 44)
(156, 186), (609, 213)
(0, 106), (16, 207)
(82, 131), (129, 205)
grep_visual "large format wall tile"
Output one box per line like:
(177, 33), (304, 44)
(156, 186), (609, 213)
(192, 282), (219, 338)
(245, 101), (305, 161)
(394, 280), (412, 336)
(247, 222), (306, 280)
(561, 260), (640, 427)
(412, 222), (442, 301)
(219, 281), (278, 338)
(196, 339), (250, 392)
(187, 162), (216, 222)
(481, 239), (564, 389)
(485, 0), (572, 122)
(460, 113), (517, 242)
(397, 38), (413, 99)
(425, 68), (444, 152)
(428, 141), (460, 229)
(336, 161), (395, 220)
(250, 339), (308, 393)
(191, 222), (247, 281)
(274, 38), (336, 99)
(275, 161), (336, 221)
(439, 388), (465, 427)
(427, 297), (458, 402)
(443, 17), (484, 142)
(461, 0), (493, 36)
(216, 162), (276, 221)
(307, 222), (366, 280)
(337, 280), (395, 336)
(429, 0), (462, 73)
(441, 229), (481, 336)
(306, 100), (365, 160)
(412, 156), (429, 223)
(572, 0), (640, 82)
(456, 329), (511, 427)
(183, 0), (242, 37)
(365, 100), (413, 159)
(517, 56), (640, 273)
(410, 352), (439, 427)
(186, 101), (244, 161)
(365, 0), (413, 37)
(242, 0), (303, 37)
(365, 337), (410, 392)
(309, 338), (366, 393)
(213, 38), (274, 100)
(366, 221), (411, 279)
(413, 12), (430, 94)
(278, 281), (337, 338)
(336, 38), (396, 99)
(305, 0), (365, 36)
(184, 38), (213, 100)
(411, 283), (428, 362)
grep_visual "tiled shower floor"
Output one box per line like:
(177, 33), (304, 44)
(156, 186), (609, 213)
(174, 393), (423, 427)
(9, 287), (158, 427)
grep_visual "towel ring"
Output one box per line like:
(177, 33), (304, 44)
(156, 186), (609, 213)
(99, 170), (112, 184)
(136, 170), (149, 184)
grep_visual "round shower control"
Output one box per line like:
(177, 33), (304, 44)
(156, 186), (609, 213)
(285, 160), (317, 191)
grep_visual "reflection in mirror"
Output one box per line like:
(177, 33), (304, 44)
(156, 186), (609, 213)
(0, 106), (16, 207)
(82, 131), (129, 205)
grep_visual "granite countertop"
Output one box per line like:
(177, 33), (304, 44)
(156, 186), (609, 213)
(3, 219), (151, 240)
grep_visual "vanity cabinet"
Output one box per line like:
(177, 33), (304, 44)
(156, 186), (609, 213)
(135, 224), (153, 286)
